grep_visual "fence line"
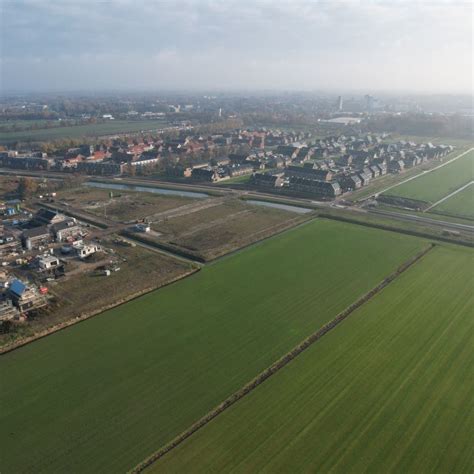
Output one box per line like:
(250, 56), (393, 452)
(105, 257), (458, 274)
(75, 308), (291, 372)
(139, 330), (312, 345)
(131, 243), (435, 473)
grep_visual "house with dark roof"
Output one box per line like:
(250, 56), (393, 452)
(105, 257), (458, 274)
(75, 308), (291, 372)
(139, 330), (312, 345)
(388, 160), (405, 173)
(52, 218), (82, 242)
(285, 165), (333, 182)
(369, 165), (381, 178)
(376, 163), (387, 175)
(275, 146), (299, 159)
(22, 226), (52, 250)
(357, 168), (372, 186)
(289, 177), (341, 198)
(35, 209), (66, 226)
(338, 174), (362, 192)
(252, 173), (284, 188)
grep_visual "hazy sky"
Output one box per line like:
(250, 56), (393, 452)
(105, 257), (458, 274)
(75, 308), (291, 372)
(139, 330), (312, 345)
(1, 0), (472, 93)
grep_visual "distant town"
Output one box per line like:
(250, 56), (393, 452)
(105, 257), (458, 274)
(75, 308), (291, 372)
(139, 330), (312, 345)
(0, 129), (455, 199)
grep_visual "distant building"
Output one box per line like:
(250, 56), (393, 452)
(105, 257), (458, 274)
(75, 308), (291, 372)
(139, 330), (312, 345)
(289, 177), (341, 198)
(76, 161), (126, 176)
(22, 226), (52, 250)
(52, 218), (82, 242)
(339, 174), (362, 192)
(0, 299), (20, 322)
(285, 165), (333, 182)
(35, 209), (66, 226)
(37, 255), (60, 271)
(251, 173), (284, 188)
(365, 94), (375, 112)
(75, 243), (101, 259)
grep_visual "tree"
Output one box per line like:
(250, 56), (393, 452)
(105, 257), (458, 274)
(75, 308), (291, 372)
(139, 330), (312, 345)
(126, 163), (136, 176)
(17, 177), (38, 199)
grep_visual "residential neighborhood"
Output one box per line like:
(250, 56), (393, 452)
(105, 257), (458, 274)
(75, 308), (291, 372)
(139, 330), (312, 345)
(0, 128), (454, 199)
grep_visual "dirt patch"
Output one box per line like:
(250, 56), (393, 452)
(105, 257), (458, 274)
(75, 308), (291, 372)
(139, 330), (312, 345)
(152, 199), (310, 260)
(56, 187), (196, 223)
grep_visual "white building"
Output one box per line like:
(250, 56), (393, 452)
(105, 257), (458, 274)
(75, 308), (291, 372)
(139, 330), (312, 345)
(76, 243), (101, 259)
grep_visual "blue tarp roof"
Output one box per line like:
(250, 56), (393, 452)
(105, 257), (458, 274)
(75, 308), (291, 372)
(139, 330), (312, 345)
(10, 279), (26, 297)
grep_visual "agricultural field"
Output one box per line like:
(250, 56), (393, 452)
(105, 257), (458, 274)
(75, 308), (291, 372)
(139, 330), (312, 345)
(56, 185), (196, 223)
(149, 245), (474, 474)
(0, 220), (426, 473)
(385, 149), (474, 204)
(430, 182), (474, 221)
(0, 119), (169, 143)
(151, 198), (310, 260)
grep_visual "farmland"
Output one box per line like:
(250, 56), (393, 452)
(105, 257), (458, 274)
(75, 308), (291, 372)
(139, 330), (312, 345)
(385, 149), (474, 204)
(430, 182), (474, 221)
(0, 119), (169, 143)
(0, 220), (426, 473)
(149, 245), (474, 474)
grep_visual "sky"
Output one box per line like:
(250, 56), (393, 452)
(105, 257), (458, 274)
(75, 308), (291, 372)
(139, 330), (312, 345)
(0, 0), (472, 93)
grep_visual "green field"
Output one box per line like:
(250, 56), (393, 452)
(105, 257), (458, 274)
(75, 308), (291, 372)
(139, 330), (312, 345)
(0, 220), (426, 473)
(431, 182), (474, 221)
(150, 245), (474, 474)
(0, 119), (168, 143)
(386, 150), (474, 204)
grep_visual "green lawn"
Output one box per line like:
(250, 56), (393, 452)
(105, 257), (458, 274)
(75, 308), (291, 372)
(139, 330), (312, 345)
(431, 182), (474, 221)
(385, 150), (474, 203)
(0, 119), (168, 143)
(150, 245), (474, 474)
(0, 220), (426, 473)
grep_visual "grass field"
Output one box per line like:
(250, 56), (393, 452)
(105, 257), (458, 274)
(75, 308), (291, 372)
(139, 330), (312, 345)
(149, 245), (474, 474)
(385, 150), (474, 204)
(431, 182), (474, 221)
(0, 119), (168, 143)
(0, 220), (426, 473)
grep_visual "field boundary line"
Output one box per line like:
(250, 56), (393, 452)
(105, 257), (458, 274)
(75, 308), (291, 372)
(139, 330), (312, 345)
(206, 214), (316, 265)
(130, 243), (435, 473)
(0, 268), (198, 356)
(424, 181), (473, 212)
(320, 213), (474, 247)
(375, 146), (473, 197)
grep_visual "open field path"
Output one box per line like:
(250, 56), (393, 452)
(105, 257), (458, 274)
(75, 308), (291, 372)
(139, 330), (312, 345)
(143, 196), (228, 223)
(372, 147), (474, 198)
(424, 181), (473, 212)
(131, 244), (434, 473)
(369, 208), (474, 233)
(119, 235), (202, 266)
